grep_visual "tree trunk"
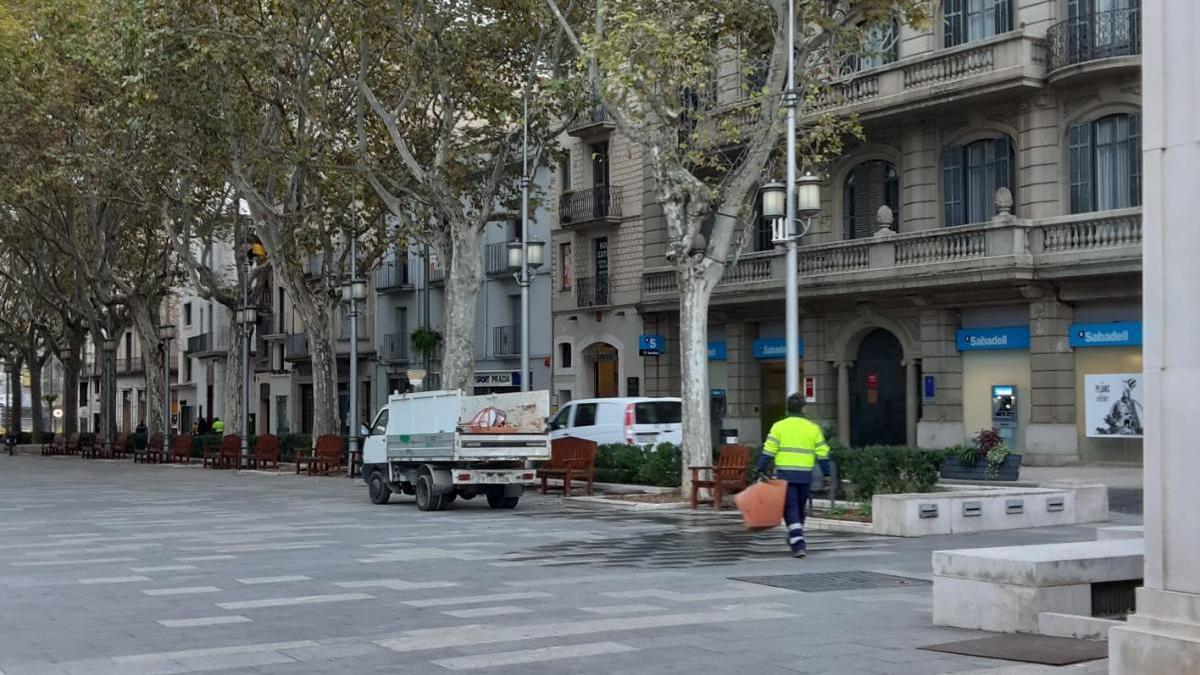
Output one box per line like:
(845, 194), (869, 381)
(63, 357), (79, 437)
(28, 357), (44, 440)
(439, 223), (484, 392)
(7, 359), (23, 436)
(130, 303), (167, 437)
(306, 315), (339, 437)
(678, 269), (718, 496)
(222, 317), (244, 436)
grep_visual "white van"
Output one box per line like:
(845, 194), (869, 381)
(548, 397), (683, 446)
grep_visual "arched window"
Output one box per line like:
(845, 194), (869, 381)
(942, 136), (1015, 226)
(843, 160), (900, 239)
(1068, 112), (1142, 214)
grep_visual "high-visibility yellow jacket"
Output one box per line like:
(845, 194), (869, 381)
(762, 415), (829, 483)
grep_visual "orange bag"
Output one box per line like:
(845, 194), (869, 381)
(735, 479), (787, 530)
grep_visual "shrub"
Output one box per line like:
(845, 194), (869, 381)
(594, 442), (682, 488)
(638, 443), (681, 488)
(279, 434), (312, 462)
(829, 445), (944, 502)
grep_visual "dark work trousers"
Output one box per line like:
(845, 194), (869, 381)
(784, 481), (812, 553)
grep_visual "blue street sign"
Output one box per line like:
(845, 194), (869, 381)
(956, 326), (1031, 351)
(924, 375), (936, 400)
(707, 341), (727, 361)
(752, 338), (805, 360)
(638, 334), (664, 356)
(1069, 321), (1142, 348)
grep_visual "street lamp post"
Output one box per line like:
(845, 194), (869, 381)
(59, 347), (71, 435)
(507, 239), (545, 393)
(762, 174), (822, 395)
(236, 305), (256, 466)
(157, 324), (176, 441)
(342, 238), (368, 477)
(101, 336), (116, 449)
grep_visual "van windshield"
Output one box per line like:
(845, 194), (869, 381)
(634, 401), (681, 425)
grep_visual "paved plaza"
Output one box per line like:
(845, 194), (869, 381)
(0, 456), (1114, 674)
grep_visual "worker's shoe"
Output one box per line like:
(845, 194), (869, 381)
(792, 549), (807, 559)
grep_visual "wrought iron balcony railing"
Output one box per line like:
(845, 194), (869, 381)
(559, 186), (623, 227)
(1046, 8), (1141, 73)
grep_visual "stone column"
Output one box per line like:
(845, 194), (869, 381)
(836, 362), (851, 445)
(905, 360), (918, 447)
(1109, 1), (1200, 669)
(917, 308), (963, 448)
(1027, 296), (1079, 465)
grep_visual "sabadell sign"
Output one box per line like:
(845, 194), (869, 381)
(955, 326), (1031, 351)
(1069, 321), (1142, 348)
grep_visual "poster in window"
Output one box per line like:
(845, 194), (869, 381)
(1084, 374), (1144, 439)
(560, 242), (573, 290)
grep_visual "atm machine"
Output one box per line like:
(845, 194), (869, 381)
(991, 385), (1018, 449)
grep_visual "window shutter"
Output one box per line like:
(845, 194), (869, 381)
(943, 148), (964, 227)
(1129, 113), (1142, 207)
(944, 0), (964, 47)
(995, 0), (1013, 35)
(1068, 122), (1093, 214)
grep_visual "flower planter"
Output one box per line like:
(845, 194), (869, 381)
(940, 454), (1022, 481)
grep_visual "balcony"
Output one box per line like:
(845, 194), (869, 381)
(566, 103), (617, 141)
(801, 31), (1045, 124)
(492, 325), (520, 359)
(379, 332), (410, 364)
(284, 333), (309, 361)
(185, 333), (227, 358)
(575, 276), (610, 308)
(559, 186), (623, 228)
(114, 358), (145, 375)
(641, 209), (1142, 306)
(375, 262), (413, 292)
(1046, 8), (1140, 82)
(485, 242), (510, 276)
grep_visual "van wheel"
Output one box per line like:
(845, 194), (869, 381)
(487, 493), (520, 509)
(415, 474), (445, 512)
(368, 471), (391, 505)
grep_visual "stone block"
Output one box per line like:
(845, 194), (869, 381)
(1038, 612), (1123, 640)
(872, 495), (951, 537)
(932, 576), (1090, 633)
(932, 539), (1144, 587)
(1097, 525), (1144, 541)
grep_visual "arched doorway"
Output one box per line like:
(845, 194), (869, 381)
(582, 342), (619, 398)
(850, 329), (906, 447)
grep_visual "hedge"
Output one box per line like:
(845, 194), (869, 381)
(594, 443), (682, 488)
(828, 445), (944, 502)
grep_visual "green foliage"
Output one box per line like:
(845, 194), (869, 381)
(595, 443), (682, 487)
(949, 428), (1013, 478)
(279, 434), (313, 463)
(829, 446), (944, 503)
(410, 328), (443, 360)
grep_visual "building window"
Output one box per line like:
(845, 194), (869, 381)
(849, 20), (899, 71)
(185, 358), (192, 383)
(183, 303), (192, 327)
(1068, 113), (1142, 214)
(559, 343), (572, 369)
(944, 0), (1012, 47)
(560, 151), (571, 192)
(942, 136), (1015, 226)
(590, 141), (610, 188)
(843, 160), (900, 239)
(755, 214), (774, 252)
(559, 242), (573, 290)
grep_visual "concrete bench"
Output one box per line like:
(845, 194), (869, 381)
(932, 538), (1144, 633)
(873, 482), (1108, 537)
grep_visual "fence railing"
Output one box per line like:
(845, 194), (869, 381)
(902, 42), (996, 89)
(492, 325), (520, 358)
(485, 242), (509, 276)
(894, 226), (989, 266)
(575, 276), (610, 307)
(284, 333), (309, 360)
(375, 262), (412, 291)
(797, 241), (872, 275)
(1037, 211), (1142, 254)
(379, 332), (410, 364)
(1046, 8), (1141, 73)
(559, 186), (624, 226)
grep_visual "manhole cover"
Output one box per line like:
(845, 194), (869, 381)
(729, 570), (930, 592)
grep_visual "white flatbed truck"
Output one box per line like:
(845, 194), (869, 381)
(361, 389), (551, 511)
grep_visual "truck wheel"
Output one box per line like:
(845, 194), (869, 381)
(487, 493), (520, 509)
(368, 470), (391, 505)
(415, 474), (445, 512)
(444, 492), (458, 504)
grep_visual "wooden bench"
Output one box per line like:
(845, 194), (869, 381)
(42, 434), (64, 456)
(110, 433), (129, 460)
(251, 434), (280, 471)
(204, 435), (241, 469)
(295, 435), (344, 476)
(169, 434), (193, 464)
(79, 434), (105, 459)
(135, 433), (164, 463)
(63, 433), (81, 456)
(689, 444), (750, 510)
(539, 437), (597, 496)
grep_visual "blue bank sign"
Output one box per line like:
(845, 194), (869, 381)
(752, 338), (804, 360)
(1069, 322), (1142, 348)
(708, 341), (727, 361)
(638, 334), (664, 356)
(956, 326), (1031, 351)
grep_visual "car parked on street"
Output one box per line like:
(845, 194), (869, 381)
(548, 397), (683, 446)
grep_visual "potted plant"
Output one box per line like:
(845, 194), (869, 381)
(941, 428), (1022, 481)
(410, 327), (442, 361)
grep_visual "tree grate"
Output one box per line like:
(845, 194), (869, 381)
(729, 570), (930, 593)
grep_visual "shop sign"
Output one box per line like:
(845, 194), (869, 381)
(638, 334), (664, 356)
(707, 341), (727, 361)
(474, 371), (515, 387)
(955, 326), (1031, 351)
(1070, 321), (1142, 348)
(1084, 373), (1144, 439)
(752, 338), (805, 360)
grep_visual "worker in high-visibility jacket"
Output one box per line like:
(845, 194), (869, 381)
(755, 393), (830, 558)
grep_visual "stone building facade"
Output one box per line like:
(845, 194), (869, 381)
(553, 0), (1144, 465)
